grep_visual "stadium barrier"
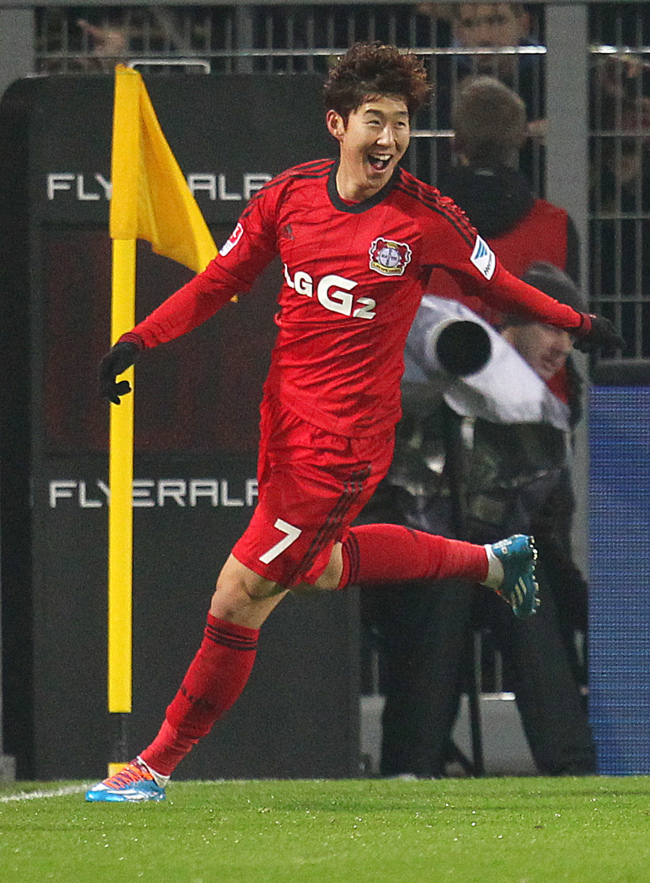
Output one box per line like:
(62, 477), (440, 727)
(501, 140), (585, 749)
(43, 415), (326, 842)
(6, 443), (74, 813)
(589, 360), (650, 775)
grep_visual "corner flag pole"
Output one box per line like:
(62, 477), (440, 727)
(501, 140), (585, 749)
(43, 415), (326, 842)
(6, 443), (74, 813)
(108, 239), (136, 715)
(107, 240), (136, 775)
(107, 68), (141, 775)
(107, 65), (217, 774)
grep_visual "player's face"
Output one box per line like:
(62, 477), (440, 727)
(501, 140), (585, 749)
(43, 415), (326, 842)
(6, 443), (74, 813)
(503, 322), (573, 381)
(327, 95), (410, 201)
(454, 4), (529, 76)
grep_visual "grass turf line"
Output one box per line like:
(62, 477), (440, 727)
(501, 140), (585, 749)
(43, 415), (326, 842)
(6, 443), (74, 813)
(0, 777), (649, 882)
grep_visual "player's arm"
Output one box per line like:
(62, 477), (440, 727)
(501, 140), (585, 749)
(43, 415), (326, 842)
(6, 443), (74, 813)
(427, 212), (624, 354)
(99, 193), (278, 404)
(480, 261), (624, 353)
(98, 263), (251, 404)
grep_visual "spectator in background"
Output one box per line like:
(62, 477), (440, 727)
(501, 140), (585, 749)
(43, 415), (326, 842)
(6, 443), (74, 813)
(592, 54), (650, 214)
(431, 75), (577, 327)
(74, 10), (193, 72)
(420, 3), (545, 130)
(420, 73), (630, 694)
(431, 74), (588, 685)
(417, 3), (545, 187)
(361, 264), (596, 777)
(451, 3), (535, 77)
(77, 18), (128, 70)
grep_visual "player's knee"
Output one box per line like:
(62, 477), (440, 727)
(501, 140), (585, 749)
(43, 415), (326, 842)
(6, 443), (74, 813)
(210, 582), (252, 619)
(311, 543), (344, 591)
(209, 580), (286, 628)
(211, 555), (281, 617)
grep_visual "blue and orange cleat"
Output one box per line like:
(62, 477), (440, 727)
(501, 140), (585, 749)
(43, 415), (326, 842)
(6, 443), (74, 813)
(490, 534), (540, 620)
(85, 757), (166, 802)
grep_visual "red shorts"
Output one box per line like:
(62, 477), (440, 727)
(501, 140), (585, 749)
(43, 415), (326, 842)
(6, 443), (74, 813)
(232, 394), (394, 587)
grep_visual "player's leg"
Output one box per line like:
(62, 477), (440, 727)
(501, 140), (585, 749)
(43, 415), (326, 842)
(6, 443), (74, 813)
(86, 396), (373, 802)
(137, 558), (286, 774)
(86, 558), (285, 803)
(282, 423), (538, 617)
(86, 398), (300, 802)
(306, 526), (539, 620)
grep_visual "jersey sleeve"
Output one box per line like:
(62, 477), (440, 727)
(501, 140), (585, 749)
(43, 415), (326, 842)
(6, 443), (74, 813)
(421, 204), (584, 332)
(124, 183), (280, 349)
(486, 262), (583, 330)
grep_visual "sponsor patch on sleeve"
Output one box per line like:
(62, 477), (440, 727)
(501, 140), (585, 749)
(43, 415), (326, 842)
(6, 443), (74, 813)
(220, 222), (244, 257)
(470, 235), (496, 280)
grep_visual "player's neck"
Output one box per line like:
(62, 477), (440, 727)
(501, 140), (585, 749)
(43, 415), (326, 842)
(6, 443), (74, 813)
(335, 163), (391, 203)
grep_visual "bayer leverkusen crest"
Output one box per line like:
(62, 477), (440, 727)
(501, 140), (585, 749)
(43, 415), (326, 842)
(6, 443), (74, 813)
(368, 237), (412, 276)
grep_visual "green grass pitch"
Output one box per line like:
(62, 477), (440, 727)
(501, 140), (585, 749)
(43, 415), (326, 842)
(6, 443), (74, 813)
(1, 777), (649, 882)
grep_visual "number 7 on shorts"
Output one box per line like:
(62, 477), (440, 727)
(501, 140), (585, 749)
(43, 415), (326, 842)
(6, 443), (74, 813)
(259, 519), (302, 564)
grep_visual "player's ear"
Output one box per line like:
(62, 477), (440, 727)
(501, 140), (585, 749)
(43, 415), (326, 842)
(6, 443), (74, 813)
(326, 109), (346, 141)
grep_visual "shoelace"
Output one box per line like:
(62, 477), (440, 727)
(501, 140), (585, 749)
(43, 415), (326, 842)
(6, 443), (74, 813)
(108, 761), (152, 789)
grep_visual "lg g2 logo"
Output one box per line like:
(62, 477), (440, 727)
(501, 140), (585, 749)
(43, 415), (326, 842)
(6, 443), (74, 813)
(283, 265), (376, 319)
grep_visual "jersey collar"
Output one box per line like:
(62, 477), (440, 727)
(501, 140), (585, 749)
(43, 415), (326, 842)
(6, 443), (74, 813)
(327, 161), (398, 213)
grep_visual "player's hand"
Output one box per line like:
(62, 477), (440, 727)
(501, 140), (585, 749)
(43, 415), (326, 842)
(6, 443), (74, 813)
(99, 340), (139, 404)
(573, 313), (626, 355)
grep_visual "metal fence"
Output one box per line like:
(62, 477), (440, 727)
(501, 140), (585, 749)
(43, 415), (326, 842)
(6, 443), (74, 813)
(33, 4), (547, 190)
(589, 6), (650, 357)
(29, 3), (649, 358)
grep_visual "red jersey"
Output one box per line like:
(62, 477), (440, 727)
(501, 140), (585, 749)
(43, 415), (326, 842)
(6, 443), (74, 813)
(485, 198), (572, 276)
(126, 159), (584, 438)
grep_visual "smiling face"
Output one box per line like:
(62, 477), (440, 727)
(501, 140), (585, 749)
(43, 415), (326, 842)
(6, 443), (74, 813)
(502, 322), (574, 381)
(326, 94), (411, 202)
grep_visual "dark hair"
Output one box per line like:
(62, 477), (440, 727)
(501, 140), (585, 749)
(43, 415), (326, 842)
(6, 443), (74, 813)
(452, 75), (526, 167)
(523, 262), (585, 312)
(323, 42), (431, 120)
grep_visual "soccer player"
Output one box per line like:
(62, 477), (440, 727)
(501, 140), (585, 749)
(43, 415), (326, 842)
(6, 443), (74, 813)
(87, 43), (621, 801)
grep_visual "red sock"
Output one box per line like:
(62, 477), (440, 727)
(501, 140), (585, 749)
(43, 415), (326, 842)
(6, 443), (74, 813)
(339, 523), (488, 588)
(140, 614), (259, 777)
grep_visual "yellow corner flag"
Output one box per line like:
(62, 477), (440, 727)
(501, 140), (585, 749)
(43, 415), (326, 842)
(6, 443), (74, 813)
(107, 66), (216, 723)
(111, 64), (216, 273)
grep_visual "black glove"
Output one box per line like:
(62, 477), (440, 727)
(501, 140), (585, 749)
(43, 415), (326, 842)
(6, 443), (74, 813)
(98, 340), (140, 404)
(573, 314), (626, 355)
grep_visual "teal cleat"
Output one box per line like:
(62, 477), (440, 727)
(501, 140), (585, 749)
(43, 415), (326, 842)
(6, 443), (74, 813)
(85, 757), (166, 803)
(490, 534), (540, 620)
